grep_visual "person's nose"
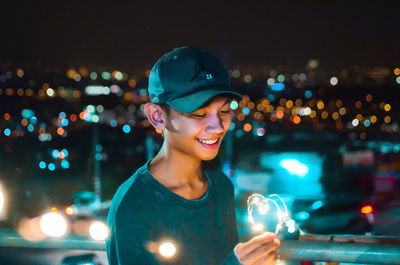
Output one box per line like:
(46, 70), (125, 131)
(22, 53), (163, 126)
(205, 113), (225, 134)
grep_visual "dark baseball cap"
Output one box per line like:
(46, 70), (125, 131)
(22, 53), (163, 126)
(148, 47), (242, 113)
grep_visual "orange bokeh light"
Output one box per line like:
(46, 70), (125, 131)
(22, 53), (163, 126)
(70, 114), (77, 122)
(361, 205), (373, 214)
(128, 79), (137, 88)
(58, 152), (65, 159)
(293, 116), (301, 124)
(237, 113), (245, 121)
(21, 119), (28, 126)
(57, 128), (64, 135)
(276, 110), (284, 119)
(243, 123), (252, 132)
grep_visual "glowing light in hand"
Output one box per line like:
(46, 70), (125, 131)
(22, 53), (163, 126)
(247, 194), (288, 234)
(258, 203), (269, 215)
(253, 223), (264, 231)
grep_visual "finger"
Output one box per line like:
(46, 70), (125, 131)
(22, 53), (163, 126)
(273, 238), (281, 247)
(253, 251), (275, 265)
(238, 232), (276, 256)
(242, 242), (279, 264)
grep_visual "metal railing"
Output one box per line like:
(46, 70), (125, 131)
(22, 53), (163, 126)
(1, 230), (400, 264)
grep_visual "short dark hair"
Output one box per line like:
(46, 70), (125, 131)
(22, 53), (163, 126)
(158, 103), (171, 116)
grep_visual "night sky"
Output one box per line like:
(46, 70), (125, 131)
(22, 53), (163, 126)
(1, 0), (399, 71)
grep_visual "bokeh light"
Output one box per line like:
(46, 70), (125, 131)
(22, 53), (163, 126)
(39, 161), (46, 169)
(0, 184), (4, 214)
(330, 77), (338, 86)
(89, 221), (110, 241)
(267, 78), (275, 86)
(277, 74), (285, 82)
(123, 124), (131, 134)
(48, 163), (56, 171)
(39, 212), (68, 237)
(230, 100), (238, 110)
(256, 128), (265, 136)
(243, 123), (252, 132)
(286, 100), (293, 108)
(293, 116), (301, 124)
(46, 88), (55, 97)
(4, 128), (11, 136)
(276, 110), (284, 119)
(159, 242), (177, 258)
(90, 72), (98, 80)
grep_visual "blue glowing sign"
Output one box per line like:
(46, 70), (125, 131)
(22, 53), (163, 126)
(280, 159), (309, 177)
(271, 83), (285, 91)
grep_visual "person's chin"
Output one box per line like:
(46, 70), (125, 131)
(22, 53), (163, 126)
(200, 151), (219, 161)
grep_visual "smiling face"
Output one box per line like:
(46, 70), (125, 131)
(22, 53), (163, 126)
(163, 96), (233, 161)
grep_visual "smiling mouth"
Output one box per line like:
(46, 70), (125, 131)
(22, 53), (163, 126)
(197, 138), (219, 144)
(196, 138), (221, 148)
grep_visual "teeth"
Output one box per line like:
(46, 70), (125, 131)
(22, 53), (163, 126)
(198, 138), (218, 145)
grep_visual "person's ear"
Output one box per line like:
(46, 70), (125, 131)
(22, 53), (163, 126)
(144, 103), (167, 131)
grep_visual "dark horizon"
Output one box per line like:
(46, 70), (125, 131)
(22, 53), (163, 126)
(1, 1), (400, 71)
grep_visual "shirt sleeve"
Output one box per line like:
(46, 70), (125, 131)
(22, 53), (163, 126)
(107, 229), (161, 265)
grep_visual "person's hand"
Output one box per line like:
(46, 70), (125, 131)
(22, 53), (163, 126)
(234, 232), (280, 265)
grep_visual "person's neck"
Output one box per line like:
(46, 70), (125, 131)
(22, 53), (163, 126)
(148, 142), (205, 187)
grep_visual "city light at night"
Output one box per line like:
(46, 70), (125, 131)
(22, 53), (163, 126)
(39, 212), (68, 238)
(0, 2), (400, 263)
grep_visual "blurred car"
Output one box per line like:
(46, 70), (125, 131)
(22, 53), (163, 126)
(292, 197), (374, 235)
(67, 191), (103, 218)
(60, 253), (102, 265)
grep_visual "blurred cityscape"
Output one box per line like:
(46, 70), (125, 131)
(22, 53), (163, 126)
(1, 59), (400, 264)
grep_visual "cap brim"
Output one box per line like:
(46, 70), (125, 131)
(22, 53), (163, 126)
(167, 88), (243, 113)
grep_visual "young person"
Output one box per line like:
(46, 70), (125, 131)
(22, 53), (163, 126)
(107, 47), (280, 265)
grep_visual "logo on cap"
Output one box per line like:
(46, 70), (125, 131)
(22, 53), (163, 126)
(190, 58), (215, 82)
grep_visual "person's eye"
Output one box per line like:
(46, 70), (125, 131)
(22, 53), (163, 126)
(191, 114), (206, 118)
(220, 110), (231, 114)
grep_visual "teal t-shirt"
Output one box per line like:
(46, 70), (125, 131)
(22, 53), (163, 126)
(106, 160), (241, 265)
